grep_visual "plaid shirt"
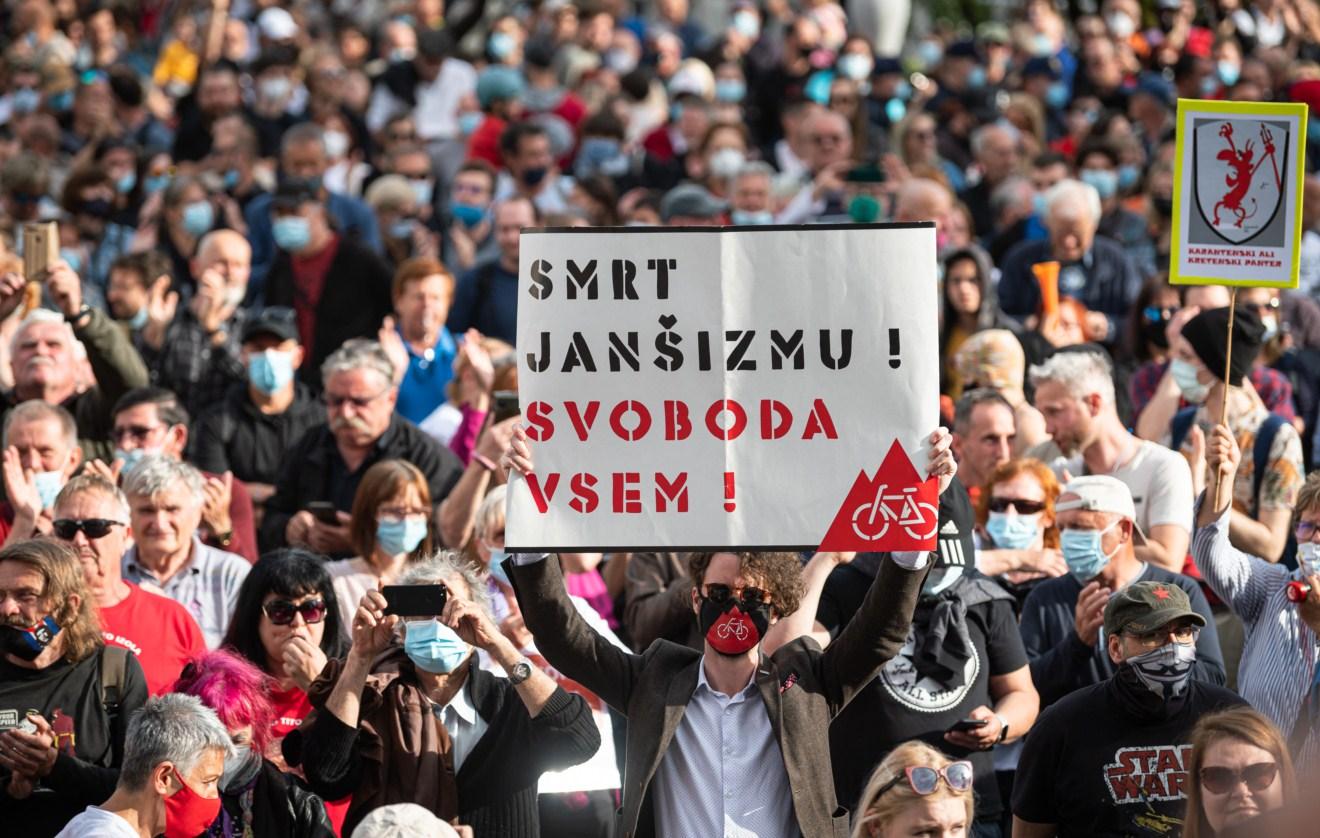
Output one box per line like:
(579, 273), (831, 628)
(122, 535), (250, 648)
(1130, 360), (1296, 422)
(141, 308), (250, 419)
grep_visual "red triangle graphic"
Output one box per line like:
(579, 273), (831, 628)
(818, 440), (940, 552)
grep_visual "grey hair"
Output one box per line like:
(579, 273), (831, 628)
(321, 338), (395, 389)
(3, 399), (76, 450)
(1028, 350), (1116, 407)
(281, 121), (327, 159)
(11, 309), (86, 361)
(970, 122), (1020, 159)
(473, 484), (506, 543)
(55, 473), (131, 521)
(119, 693), (232, 791)
(1044, 178), (1102, 227)
(735, 161), (775, 181)
(990, 175), (1035, 217)
(397, 550), (493, 622)
(953, 388), (1015, 435)
(122, 454), (205, 504)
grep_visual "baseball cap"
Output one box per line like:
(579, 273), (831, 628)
(350, 803), (458, 838)
(1103, 581), (1206, 637)
(241, 307), (298, 344)
(476, 65), (526, 108)
(1056, 475), (1147, 545)
(660, 183), (726, 222)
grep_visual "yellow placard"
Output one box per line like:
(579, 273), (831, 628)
(1169, 98), (1307, 288)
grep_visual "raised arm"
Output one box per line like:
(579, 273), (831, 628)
(623, 551), (694, 652)
(761, 551), (848, 654)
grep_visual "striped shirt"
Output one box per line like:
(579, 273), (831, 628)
(1192, 503), (1320, 767)
(122, 536), (250, 648)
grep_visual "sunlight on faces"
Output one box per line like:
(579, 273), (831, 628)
(1200, 739), (1284, 832)
(1033, 379), (1096, 457)
(1047, 213), (1095, 263)
(1169, 337), (1214, 387)
(377, 484), (429, 531)
(54, 491), (130, 600)
(0, 561), (48, 628)
(167, 747), (225, 800)
(7, 415), (80, 476)
(193, 231), (251, 293)
(944, 258), (982, 316)
(113, 403), (185, 458)
(259, 591), (327, 668)
(990, 473), (1053, 537)
(868, 796), (968, 838)
(325, 368), (396, 447)
(395, 274), (453, 339)
(129, 482), (203, 562)
(953, 402), (1015, 482)
(689, 553), (777, 622)
(13, 322), (75, 392)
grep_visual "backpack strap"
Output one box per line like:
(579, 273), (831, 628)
(1169, 406), (1199, 452)
(100, 645), (129, 721)
(1251, 413), (1288, 519)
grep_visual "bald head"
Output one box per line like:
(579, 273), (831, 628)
(193, 229), (251, 292)
(893, 178), (953, 225)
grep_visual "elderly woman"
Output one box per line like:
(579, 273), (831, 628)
(1183, 707), (1296, 838)
(173, 650), (334, 837)
(952, 330), (1049, 453)
(851, 741), (974, 838)
(286, 553), (600, 836)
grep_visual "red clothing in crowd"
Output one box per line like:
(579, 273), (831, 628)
(100, 582), (206, 696)
(270, 683), (351, 835)
(466, 115), (507, 169)
(291, 234), (341, 353)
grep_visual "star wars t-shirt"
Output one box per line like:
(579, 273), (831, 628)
(1012, 677), (1245, 837)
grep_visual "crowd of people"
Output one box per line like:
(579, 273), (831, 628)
(2, 0), (1320, 837)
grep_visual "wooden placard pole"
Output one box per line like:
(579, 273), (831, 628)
(1213, 286), (1238, 509)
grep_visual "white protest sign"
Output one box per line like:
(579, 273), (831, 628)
(505, 224), (940, 552)
(1170, 99), (1307, 288)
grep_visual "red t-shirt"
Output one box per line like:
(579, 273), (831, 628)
(100, 583), (207, 696)
(269, 684), (351, 835)
(466, 115), (507, 169)
(291, 234), (341, 352)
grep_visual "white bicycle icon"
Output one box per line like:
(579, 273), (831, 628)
(716, 619), (749, 641)
(851, 484), (939, 542)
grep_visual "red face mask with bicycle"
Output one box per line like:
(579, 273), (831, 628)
(698, 583), (773, 656)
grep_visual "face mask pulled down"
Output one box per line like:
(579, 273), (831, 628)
(1, 615), (61, 661)
(699, 596), (771, 656)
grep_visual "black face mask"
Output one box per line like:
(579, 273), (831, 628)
(1153, 196), (1174, 218)
(1143, 316), (1171, 349)
(698, 597), (771, 657)
(521, 167), (548, 188)
(1, 616), (61, 662)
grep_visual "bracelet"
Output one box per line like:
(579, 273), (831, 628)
(65, 304), (92, 327)
(472, 453), (498, 472)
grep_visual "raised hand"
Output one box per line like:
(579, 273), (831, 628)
(44, 260), (82, 318)
(200, 472), (233, 537)
(377, 316), (409, 384)
(281, 635), (329, 692)
(349, 589), (398, 660)
(926, 428), (957, 495)
(502, 424), (535, 475)
(3, 446), (41, 523)
(1073, 581), (1111, 647)
(0, 270), (29, 321)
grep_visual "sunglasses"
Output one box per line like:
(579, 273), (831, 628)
(111, 424), (166, 444)
(1296, 520), (1320, 541)
(262, 598), (327, 626)
(987, 498), (1046, 515)
(702, 583), (772, 608)
(53, 518), (124, 540)
(1143, 306), (1179, 323)
(875, 761), (974, 798)
(1200, 762), (1278, 795)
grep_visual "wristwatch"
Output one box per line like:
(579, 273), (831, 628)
(64, 304), (92, 328)
(507, 659), (534, 686)
(994, 713), (1010, 744)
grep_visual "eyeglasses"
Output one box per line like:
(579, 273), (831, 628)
(1200, 762), (1278, 795)
(1124, 624), (1200, 649)
(324, 389), (389, 410)
(875, 761), (974, 799)
(702, 582), (772, 608)
(1296, 520), (1320, 541)
(987, 498), (1047, 515)
(110, 424), (166, 444)
(262, 598), (328, 626)
(53, 518), (124, 540)
(378, 506), (429, 524)
(1143, 305), (1179, 323)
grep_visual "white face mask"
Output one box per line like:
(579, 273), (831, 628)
(1298, 541), (1320, 576)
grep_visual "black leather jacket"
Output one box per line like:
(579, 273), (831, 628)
(217, 759), (334, 838)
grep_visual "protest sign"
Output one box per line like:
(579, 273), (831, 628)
(505, 224), (940, 552)
(1170, 99), (1307, 288)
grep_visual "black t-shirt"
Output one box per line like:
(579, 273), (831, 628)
(1012, 677), (1245, 837)
(0, 648), (148, 837)
(821, 566), (1027, 819)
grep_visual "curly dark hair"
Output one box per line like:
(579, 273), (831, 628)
(688, 551), (804, 618)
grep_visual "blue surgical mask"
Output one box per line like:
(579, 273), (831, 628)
(893, 80), (913, 101)
(967, 67), (987, 90)
(403, 619), (469, 674)
(488, 548), (511, 585)
(1217, 61), (1241, 88)
(247, 349), (294, 395)
(732, 10), (760, 40)
(59, 248), (82, 275)
(34, 471), (63, 509)
(1060, 522), (1120, 581)
(126, 306), (149, 331)
(389, 218), (415, 240)
(1297, 542), (1320, 576)
(115, 447), (158, 474)
(1169, 357), (1210, 404)
(1200, 75), (1219, 97)
(115, 172), (137, 195)
(731, 209), (773, 225)
(1032, 192), (1048, 218)
(11, 87), (40, 114)
(986, 512), (1041, 550)
(182, 201), (214, 237)
(1079, 168), (1118, 200)
(885, 98), (907, 123)
(576, 137), (621, 176)
(272, 216), (311, 252)
(837, 53), (873, 82)
(715, 79), (746, 103)
(451, 202), (485, 229)
(1117, 164), (1140, 192)
(458, 112), (483, 136)
(223, 169), (241, 191)
(410, 179), (434, 207)
(144, 174), (171, 195)
(488, 32), (516, 61)
(1045, 82), (1070, 110)
(377, 517), (428, 556)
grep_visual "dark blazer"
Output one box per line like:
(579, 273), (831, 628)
(506, 553), (929, 838)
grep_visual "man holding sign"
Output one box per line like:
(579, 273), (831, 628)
(500, 425), (954, 838)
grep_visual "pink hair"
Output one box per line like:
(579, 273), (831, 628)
(172, 649), (275, 757)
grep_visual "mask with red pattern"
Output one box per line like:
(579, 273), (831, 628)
(698, 585), (772, 656)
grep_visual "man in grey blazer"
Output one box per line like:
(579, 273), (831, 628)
(501, 426), (956, 838)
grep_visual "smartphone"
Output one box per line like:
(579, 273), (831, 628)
(492, 390), (520, 424)
(306, 502), (340, 525)
(382, 584), (448, 618)
(844, 165), (886, 184)
(22, 221), (59, 281)
(948, 718), (989, 733)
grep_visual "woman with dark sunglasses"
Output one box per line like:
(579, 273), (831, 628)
(852, 741), (975, 838)
(1183, 708), (1296, 838)
(974, 458), (1068, 606)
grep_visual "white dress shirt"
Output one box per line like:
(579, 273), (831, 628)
(653, 660), (796, 838)
(431, 676), (488, 774)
